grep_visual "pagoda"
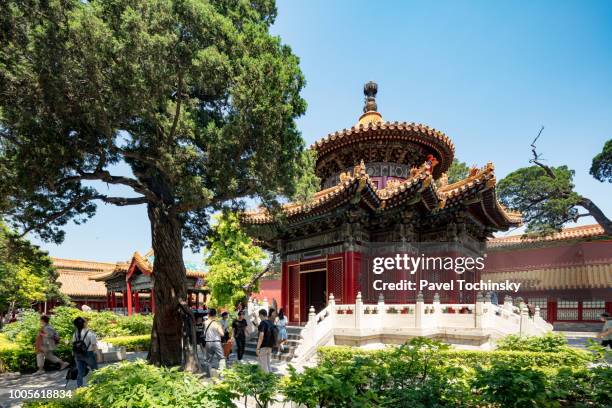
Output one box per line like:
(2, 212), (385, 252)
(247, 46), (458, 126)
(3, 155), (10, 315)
(242, 82), (521, 324)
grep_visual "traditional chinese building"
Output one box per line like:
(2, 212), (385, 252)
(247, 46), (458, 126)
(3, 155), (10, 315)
(41, 252), (207, 315)
(484, 224), (612, 331)
(42, 258), (115, 312)
(242, 82), (522, 324)
(90, 251), (207, 315)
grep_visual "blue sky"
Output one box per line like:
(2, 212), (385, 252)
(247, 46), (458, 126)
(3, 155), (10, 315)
(33, 0), (612, 263)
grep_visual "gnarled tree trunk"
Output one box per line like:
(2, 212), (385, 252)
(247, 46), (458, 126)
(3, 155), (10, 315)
(146, 203), (199, 370)
(579, 196), (612, 235)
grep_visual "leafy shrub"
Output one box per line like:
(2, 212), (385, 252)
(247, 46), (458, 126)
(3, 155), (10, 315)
(2, 307), (153, 348)
(0, 334), (149, 373)
(495, 332), (569, 353)
(318, 343), (593, 369)
(24, 360), (233, 408)
(221, 363), (279, 408)
(2, 309), (41, 346)
(0, 346), (72, 373)
(472, 361), (549, 408)
(104, 335), (150, 351)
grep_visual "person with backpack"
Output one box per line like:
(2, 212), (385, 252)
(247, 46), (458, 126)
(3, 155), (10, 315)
(35, 315), (69, 374)
(255, 309), (277, 372)
(71, 317), (98, 387)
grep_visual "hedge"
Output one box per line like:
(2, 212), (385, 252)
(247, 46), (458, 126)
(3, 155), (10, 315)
(318, 344), (593, 369)
(104, 335), (150, 351)
(0, 346), (73, 373)
(0, 335), (151, 373)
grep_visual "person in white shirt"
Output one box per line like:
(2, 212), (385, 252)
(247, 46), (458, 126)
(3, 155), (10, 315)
(72, 317), (98, 387)
(203, 309), (226, 373)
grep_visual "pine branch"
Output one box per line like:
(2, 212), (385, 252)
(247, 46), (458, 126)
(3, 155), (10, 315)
(529, 126), (556, 179)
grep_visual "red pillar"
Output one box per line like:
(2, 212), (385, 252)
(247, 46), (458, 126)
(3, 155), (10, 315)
(195, 292), (199, 309)
(126, 282), (133, 316)
(281, 261), (289, 310)
(106, 293), (111, 309)
(134, 291), (140, 314)
(111, 292), (116, 309)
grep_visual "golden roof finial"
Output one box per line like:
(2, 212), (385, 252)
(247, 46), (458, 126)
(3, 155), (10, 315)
(358, 81), (383, 126)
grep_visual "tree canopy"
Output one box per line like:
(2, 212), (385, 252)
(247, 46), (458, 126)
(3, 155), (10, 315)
(0, 0), (307, 367)
(0, 221), (63, 323)
(447, 159), (470, 184)
(204, 211), (266, 309)
(498, 138), (611, 236)
(590, 139), (612, 183)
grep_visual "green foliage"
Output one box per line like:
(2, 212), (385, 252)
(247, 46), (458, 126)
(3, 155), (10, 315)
(222, 362), (279, 408)
(447, 159), (470, 184)
(290, 149), (321, 204)
(472, 361), (549, 408)
(0, 345), (72, 373)
(2, 307), (153, 348)
(105, 335), (151, 351)
(41, 360), (232, 408)
(0, 0), (307, 252)
(498, 165), (582, 235)
(495, 332), (569, 352)
(204, 211), (266, 308)
(0, 221), (63, 315)
(590, 139), (612, 182)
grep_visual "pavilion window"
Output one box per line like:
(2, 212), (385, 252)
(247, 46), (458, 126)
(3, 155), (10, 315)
(582, 299), (605, 321)
(557, 299), (579, 321)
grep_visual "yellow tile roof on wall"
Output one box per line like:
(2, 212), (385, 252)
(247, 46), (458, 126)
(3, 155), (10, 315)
(55, 270), (108, 297)
(51, 258), (117, 272)
(483, 263), (612, 290)
(489, 224), (605, 247)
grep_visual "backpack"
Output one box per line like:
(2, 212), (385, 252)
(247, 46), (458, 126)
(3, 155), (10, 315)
(262, 320), (279, 348)
(72, 330), (89, 356)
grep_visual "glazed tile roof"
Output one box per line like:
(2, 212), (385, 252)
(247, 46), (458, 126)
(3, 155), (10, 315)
(488, 224), (606, 247)
(311, 120), (456, 178)
(52, 258), (111, 297)
(242, 161), (522, 229)
(482, 263), (612, 290)
(89, 251), (206, 282)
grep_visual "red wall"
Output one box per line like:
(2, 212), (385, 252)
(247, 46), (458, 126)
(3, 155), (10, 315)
(252, 279), (282, 305)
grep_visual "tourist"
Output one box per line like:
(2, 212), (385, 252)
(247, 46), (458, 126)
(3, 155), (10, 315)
(72, 317), (98, 387)
(256, 309), (274, 372)
(220, 311), (230, 342)
(232, 311), (248, 361)
(276, 308), (289, 352)
(203, 308), (226, 372)
(35, 315), (69, 374)
(597, 312), (612, 348)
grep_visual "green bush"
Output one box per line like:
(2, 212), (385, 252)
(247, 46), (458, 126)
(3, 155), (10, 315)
(24, 360), (233, 408)
(1, 307), (153, 348)
(104, 335), (150, 351)
(472, 361), (549, 408)
(221, 362), (280, 408)
(0, 334), (149, 373)
(0, 346), (72, 373)
(495, 332), (570, 353)
(318, 342), (593, 369)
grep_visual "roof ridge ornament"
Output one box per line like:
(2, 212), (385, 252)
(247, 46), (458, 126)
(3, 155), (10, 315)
(358, 81), (383, 126)
(363, 81), (378, 113)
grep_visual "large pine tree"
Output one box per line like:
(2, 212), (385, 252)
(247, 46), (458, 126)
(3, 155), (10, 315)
(0, 0), (306, 368)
